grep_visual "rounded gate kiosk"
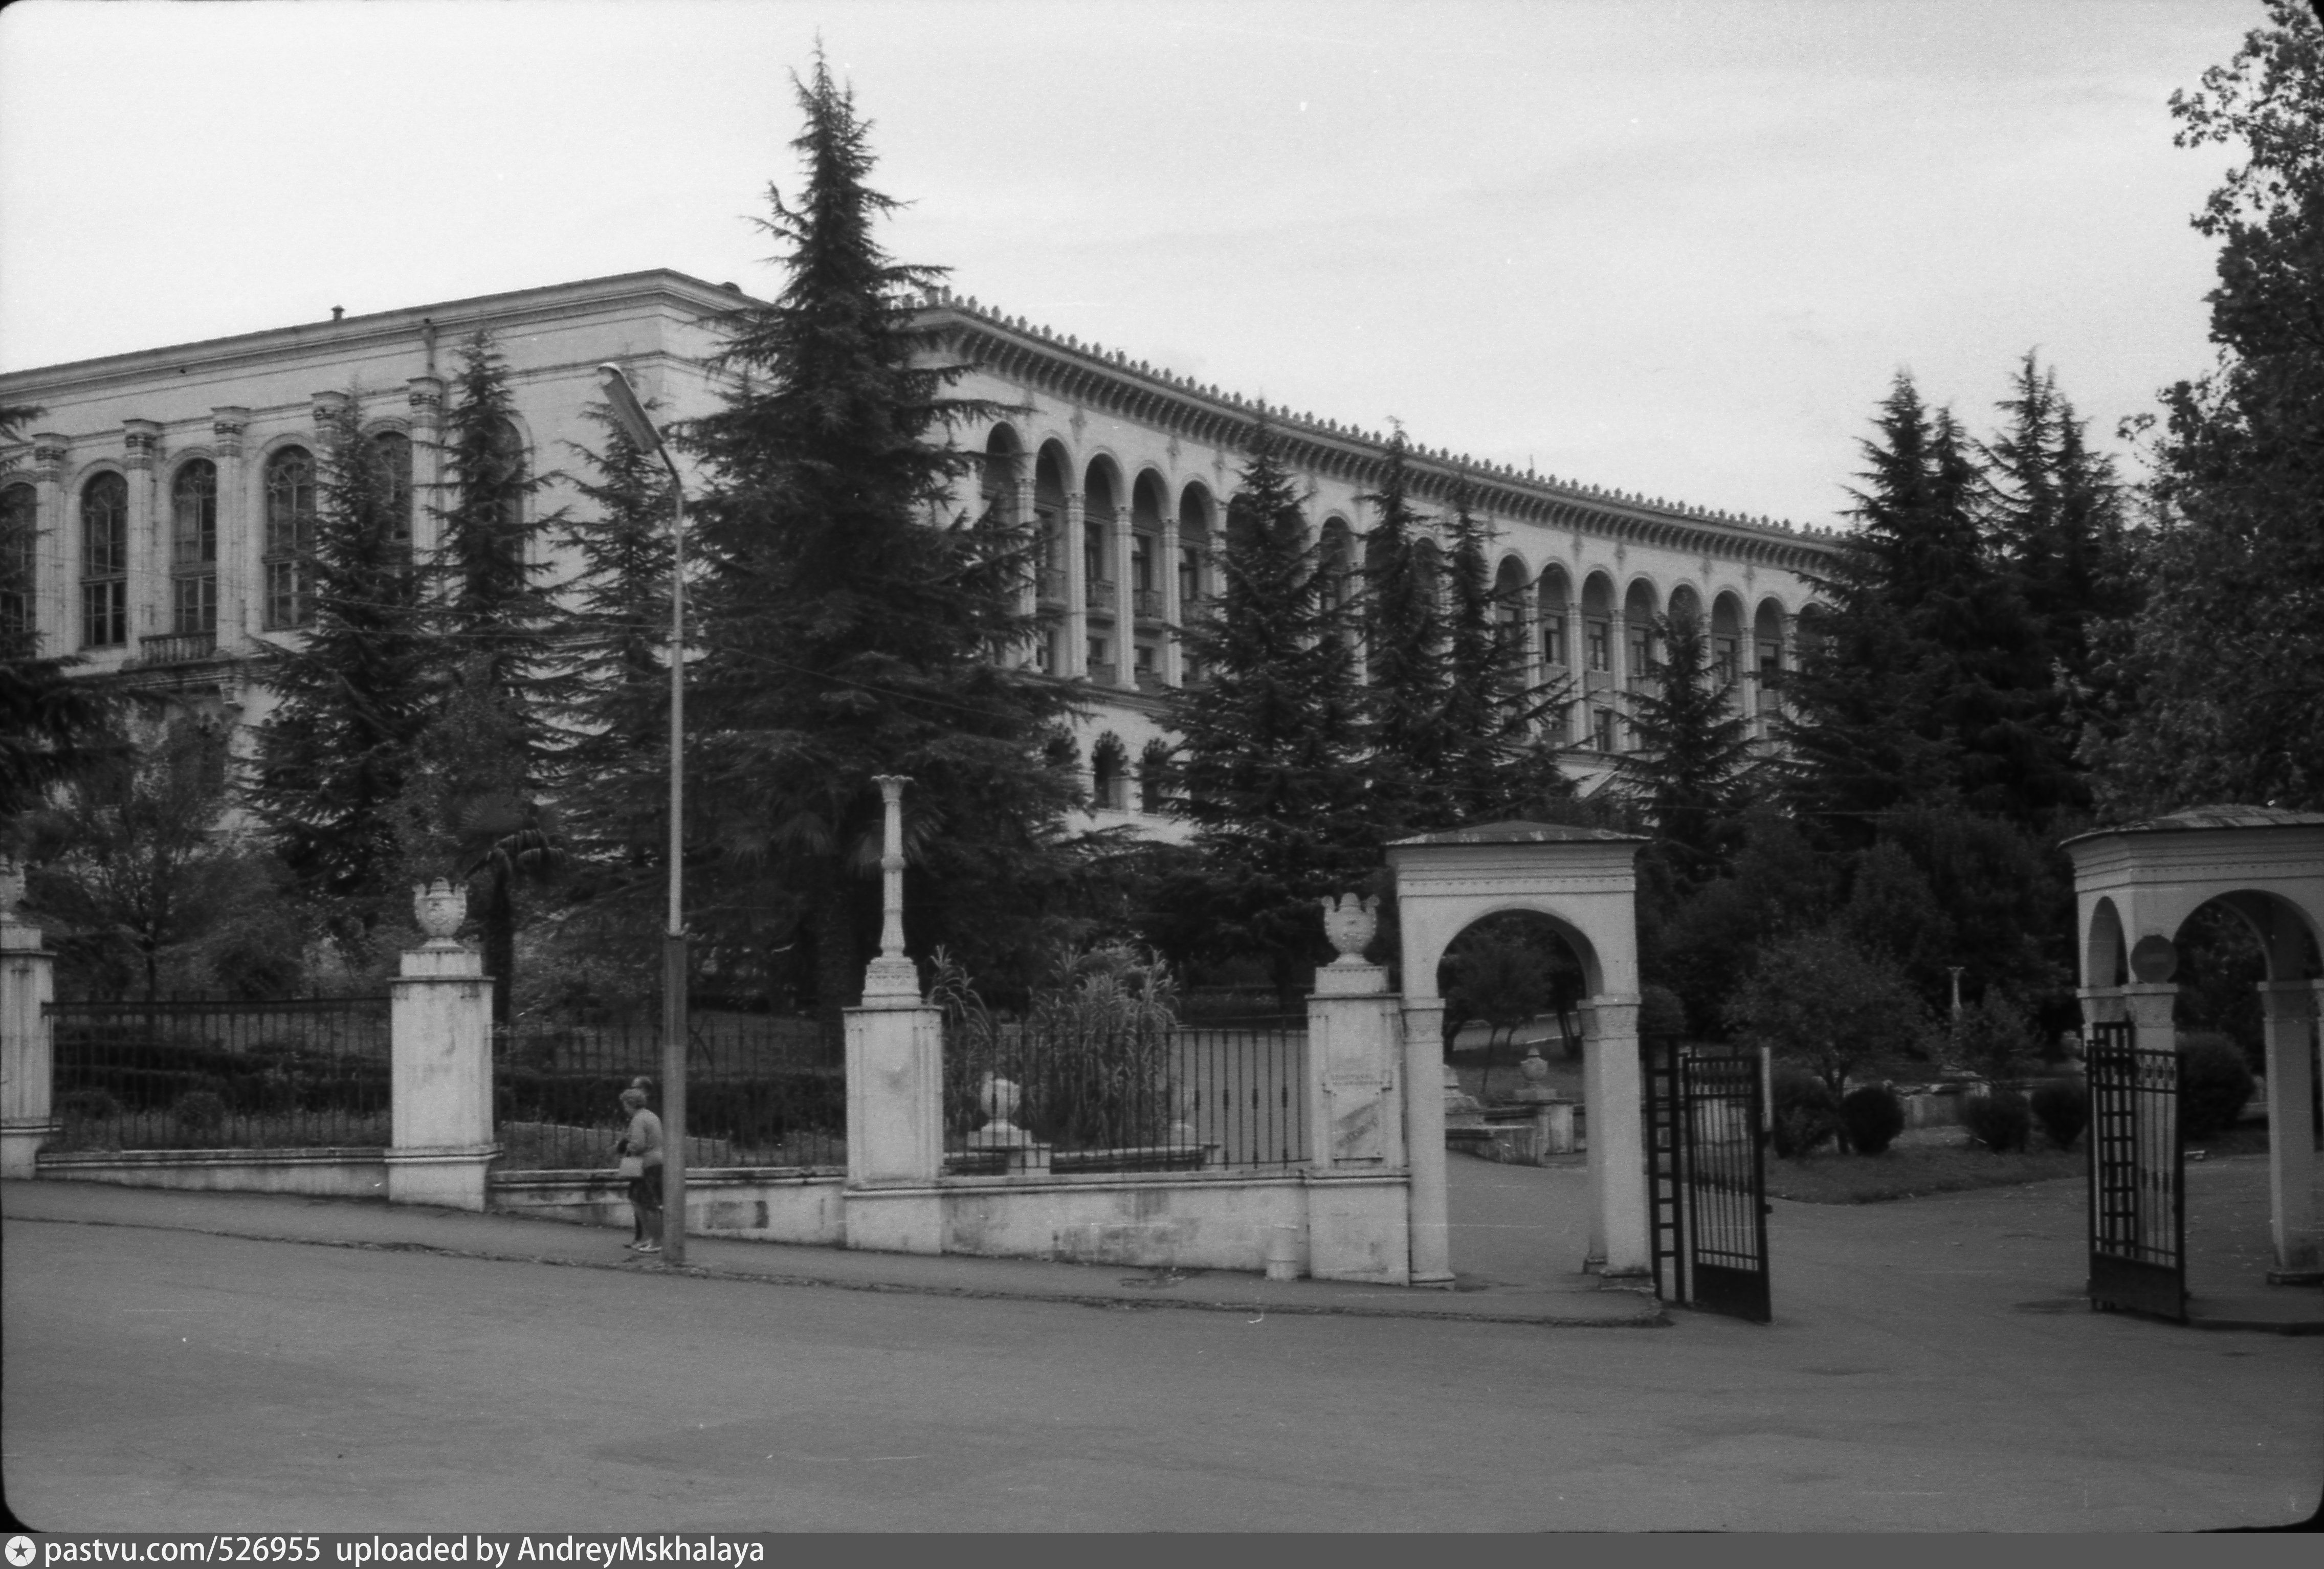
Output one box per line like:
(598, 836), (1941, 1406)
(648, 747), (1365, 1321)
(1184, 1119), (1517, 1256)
(2066, 806), (2324, 1318)
(1386, 820), (1652, 1287)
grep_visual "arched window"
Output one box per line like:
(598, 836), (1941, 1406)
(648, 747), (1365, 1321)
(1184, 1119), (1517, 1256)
(1, 482), (36, 644)
(373, 430), (414, 550)
(1091, 734), (1129, 812)
(264, 446), (317, 628)
(171, 460), (218, 636)
(80, 472), (128, 648)
(488, 416), (526, 532)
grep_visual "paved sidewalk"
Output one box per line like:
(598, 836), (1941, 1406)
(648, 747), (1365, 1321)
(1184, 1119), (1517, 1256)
(0, 1176), (1667, 1328)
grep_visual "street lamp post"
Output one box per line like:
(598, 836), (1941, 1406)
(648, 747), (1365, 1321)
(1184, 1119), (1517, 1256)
(597, 364), (689, 1268)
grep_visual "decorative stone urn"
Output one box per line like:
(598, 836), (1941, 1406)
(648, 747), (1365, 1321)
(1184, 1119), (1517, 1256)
(1515, 1046), (1558, 1103)
(1319, 892), (1379, 966)
(966, 1073), (1032, 1147)
(413, 879), (468, 945)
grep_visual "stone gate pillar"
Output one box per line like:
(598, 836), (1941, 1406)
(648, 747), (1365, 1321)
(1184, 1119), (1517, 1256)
(2, 868), (57, 1180)
(1400, 1000), (1453, 1284)
(1305, 895), (1411, 1284)
(387, 881), (500, 1210)
(1583, 993), (1650, 1277)
(2259, 982), (2319, 1278)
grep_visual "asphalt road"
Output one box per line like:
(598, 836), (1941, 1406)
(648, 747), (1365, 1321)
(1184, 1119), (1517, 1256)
(4, 1161), (2319, 1532)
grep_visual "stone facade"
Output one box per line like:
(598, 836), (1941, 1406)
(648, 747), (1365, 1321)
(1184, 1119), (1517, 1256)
(0, 269), (1838, 833)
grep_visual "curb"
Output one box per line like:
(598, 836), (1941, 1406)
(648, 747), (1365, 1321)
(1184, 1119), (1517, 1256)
(8, 1212), (1672, 1329)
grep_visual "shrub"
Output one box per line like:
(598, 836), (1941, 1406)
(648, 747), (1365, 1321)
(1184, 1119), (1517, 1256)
(1840, 1084), (1905, 1154)
(2029, 1078), (2089, 1150)
(58, 1088), (121, 1122)
(2178, 1034), (2255, 1140)
(1963, 1089), (2031, 1153)
(171, 1089), (229, 1145)
(1770, 1066), (1840, 1158)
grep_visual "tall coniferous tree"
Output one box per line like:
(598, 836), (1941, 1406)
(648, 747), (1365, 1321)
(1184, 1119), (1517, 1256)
(248, 393), (432, 949)
(1436, 481), (1563, 822)
(1167, 420), (1371, 994)
(1356, 430), (1455, 836)
(3, 401), (118, 830)
(424, 332), (573, 1022)
(1620, 608), (1760, 888)
(684, 58), (1076, 1021)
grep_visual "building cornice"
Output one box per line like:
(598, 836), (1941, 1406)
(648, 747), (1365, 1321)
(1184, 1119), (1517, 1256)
(912, 285), (1842, 573)
(0, 270), (752, 405)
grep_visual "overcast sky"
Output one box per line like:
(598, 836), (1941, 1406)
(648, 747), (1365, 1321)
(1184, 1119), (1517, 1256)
(0, 0), (2259, 526)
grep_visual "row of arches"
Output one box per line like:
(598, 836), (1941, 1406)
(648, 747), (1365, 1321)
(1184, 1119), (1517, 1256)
(978, 422), (1815, 748)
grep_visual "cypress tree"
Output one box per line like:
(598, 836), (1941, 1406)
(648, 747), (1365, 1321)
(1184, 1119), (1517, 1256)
(1356, 429), (1454, 836)
(1437, 481), (1565, 822)
(247, 392), (433, 951)
(684, 57), (1077, 1022)
(422, 331), (574, 1023)
(1167, 420), (1371, 996)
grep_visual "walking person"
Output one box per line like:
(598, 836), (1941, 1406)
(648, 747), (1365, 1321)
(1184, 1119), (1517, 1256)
(616, 1080), (664, 1255)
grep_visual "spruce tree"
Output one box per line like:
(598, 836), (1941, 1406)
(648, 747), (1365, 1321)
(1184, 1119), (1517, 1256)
(1619, 607), (1760, 887)
(1167, 420), (1372, 996)
(247, 392), (433, 950)
(683, 57), (1077, 1022)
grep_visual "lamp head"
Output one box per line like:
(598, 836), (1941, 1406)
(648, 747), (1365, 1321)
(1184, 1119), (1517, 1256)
(595, 363), (663, 454)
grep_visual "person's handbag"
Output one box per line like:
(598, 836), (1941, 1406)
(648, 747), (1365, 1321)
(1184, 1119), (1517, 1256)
(617, 1155), (645, 1179)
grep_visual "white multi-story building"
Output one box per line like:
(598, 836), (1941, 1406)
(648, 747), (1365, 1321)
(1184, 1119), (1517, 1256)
(1, 270), (1837, 834)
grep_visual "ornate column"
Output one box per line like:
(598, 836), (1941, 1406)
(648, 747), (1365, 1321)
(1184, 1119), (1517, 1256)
(844, 777), (945, 1253)
(1607, 608), (1631, 749)
(406, 377), (445, 559)
(2259, 982), (2320, 1279)
(1, 862), (57, 1179)
(122, 419), (163, 645)
(210, 409), (251, 652)
(1160, 503), (1184, 688)
(1062, 489), (1089, 678)
(29, 434), (69, 657)
(387, 881), (501, 1210)
(1112, 503), (1137, 689)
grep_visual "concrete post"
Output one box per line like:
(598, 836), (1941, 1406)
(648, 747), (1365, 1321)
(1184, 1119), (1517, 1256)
(844, 777), (944, 1253)
(386, 909), (500, 1210)
(1308, 954), (1403, 1170)
(2, 874), (57, 1179)
(1585, 993), (1650, 1278)
(2258, 982), (2319, 1279)
(1401, 1000), (1453, 1284)
(2121, 983), (2176, 1056)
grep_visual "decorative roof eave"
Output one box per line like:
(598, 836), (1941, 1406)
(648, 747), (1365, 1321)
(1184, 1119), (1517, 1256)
(2061, 804), (2324, 853)
(913, 288), (1840, 572)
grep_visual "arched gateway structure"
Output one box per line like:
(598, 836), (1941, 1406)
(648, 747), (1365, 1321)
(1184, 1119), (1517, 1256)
(2065, 806), (2324, 1280)
(1387, 821), (1651, 1285)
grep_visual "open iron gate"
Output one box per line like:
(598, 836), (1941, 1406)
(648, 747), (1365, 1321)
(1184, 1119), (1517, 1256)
(2086, 1021), (2185, 1322)
(1647, 1040), (1773, 1323)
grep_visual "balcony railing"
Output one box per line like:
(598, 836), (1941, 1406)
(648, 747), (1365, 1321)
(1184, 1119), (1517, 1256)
(135, 630), (219, 666)
(1087, 580), (1117, 612)
(1035, 568), (1065, 605)
(1132, 588), (1165, 621)
(1087, 662), (1118, 687)
(1135, 670), (1168, 694)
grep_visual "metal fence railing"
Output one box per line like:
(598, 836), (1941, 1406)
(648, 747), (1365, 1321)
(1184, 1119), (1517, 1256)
(46, 998), (393, 1151)
(494, 1010), (845, 1173)
(943, 1024), (1307, 1174)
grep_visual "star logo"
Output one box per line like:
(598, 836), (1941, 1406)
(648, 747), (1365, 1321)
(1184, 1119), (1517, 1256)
(7, 1536), (38, 1567)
